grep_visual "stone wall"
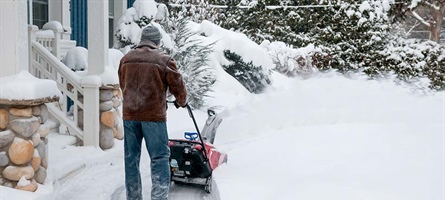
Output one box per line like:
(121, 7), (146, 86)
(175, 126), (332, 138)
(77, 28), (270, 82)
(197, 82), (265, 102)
(0, 104), (50, 192)
(99, 87), (124, 150)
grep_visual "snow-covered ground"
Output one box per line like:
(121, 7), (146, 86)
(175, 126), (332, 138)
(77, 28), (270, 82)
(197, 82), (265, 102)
(42, 71), (444, 200)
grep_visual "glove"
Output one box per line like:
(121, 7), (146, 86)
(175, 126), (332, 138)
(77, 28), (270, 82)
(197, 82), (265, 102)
(174, 101), (187, 109)
(174, 101), (181, 109)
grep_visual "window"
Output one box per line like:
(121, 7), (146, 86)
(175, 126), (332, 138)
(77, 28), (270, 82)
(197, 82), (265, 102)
(32, 0), (48, 28)
(109, 0), (114, 48)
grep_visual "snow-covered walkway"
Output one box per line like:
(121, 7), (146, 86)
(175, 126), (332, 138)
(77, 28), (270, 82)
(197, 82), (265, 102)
(51, 140), (221, 200)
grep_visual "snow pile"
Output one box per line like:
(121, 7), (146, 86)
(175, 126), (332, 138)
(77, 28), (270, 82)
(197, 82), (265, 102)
(214, 71), (444, 200)
(42, 21), (64, 30)
(108, 49), (124, 70)
(63, 47), (88, 71)
(0, 70), (62, 101)
(17, 176), (31, 187)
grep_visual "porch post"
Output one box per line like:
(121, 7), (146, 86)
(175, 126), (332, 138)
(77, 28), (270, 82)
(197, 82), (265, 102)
(82, 0), (109, 148)
(81, 77), (101, 148)
(87, 0), (109, 75)
(0, 0), (29, 77)
(48, 0), (70, 31)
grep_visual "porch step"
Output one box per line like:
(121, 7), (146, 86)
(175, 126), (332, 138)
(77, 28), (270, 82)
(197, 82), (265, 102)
(45, 118), (59, 134)
(47, 132), (86, 186)
(59, 40), (76, 60)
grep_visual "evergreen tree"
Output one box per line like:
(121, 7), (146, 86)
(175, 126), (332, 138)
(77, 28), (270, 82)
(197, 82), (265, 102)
(165, 18), (217, 108)
(309, 1), (391, 75)
(222, 50), (271, 93)
(115, 4), (217, 108)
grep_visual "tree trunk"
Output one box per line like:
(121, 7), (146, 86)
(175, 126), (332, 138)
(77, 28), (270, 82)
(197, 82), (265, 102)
(429, 8), (442, 42)
(429, 3), (445, 42)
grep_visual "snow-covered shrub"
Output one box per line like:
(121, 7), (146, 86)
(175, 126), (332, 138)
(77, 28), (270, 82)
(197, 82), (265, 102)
(62, 48), (125, 74)
(114, 0), (158, 49)
(195, 20), (274, 94)
(165, 18), (217, 109)
(170, 0), (223, 23)
(261, 41), (318, 78)
(222, 50), (271, 93)
(308, 1), (391, 72)
(380, 37), (445, 90)
(212, 0), (312, 45)
(62, 47), (88, 71)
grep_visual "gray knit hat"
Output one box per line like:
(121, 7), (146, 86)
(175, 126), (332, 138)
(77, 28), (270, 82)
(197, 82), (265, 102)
(140, 25), (162, 43)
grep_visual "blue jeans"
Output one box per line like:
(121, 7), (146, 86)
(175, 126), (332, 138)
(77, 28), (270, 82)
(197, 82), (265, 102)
(124, 120), (170, 200)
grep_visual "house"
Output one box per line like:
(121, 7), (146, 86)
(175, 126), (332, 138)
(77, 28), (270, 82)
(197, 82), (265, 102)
(0, 0), (146, 193)
(1, 0), (141, 157)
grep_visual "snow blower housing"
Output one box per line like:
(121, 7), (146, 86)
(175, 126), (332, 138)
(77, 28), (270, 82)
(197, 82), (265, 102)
(168, 104), (227, 194)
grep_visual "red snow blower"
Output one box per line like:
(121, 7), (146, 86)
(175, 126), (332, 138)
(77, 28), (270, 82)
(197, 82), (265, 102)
(167, 101), (227, 194)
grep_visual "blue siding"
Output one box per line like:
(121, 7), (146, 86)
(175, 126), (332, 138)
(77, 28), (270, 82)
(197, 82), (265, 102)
(127, 0), (136, 8)
(70, 0), (88, 48)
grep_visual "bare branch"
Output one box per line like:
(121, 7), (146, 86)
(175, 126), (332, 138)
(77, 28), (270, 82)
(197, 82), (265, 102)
(407, 20), (421, 34)
(424, 1), (440, 11)
(408, 10), (431, 27)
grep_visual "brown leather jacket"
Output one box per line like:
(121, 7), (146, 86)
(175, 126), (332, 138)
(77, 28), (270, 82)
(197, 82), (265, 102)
(118, 41), (187, 122)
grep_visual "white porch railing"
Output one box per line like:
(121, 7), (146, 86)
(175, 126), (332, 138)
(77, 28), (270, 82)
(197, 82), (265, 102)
(29, 40), (85, 140)
(32, 25), (76, 61)
(28, 25), (100, 148)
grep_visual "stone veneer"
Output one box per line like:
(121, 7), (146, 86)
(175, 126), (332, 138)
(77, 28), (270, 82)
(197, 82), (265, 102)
(98, 86), (124, 149)
(0, 99), (55, 192)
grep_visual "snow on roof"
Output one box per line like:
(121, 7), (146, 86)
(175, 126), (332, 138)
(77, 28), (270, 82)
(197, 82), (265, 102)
(0, 70), (62, 101)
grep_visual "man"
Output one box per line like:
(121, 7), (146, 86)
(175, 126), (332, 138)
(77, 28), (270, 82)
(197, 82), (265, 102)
(118, 25), (187, 200)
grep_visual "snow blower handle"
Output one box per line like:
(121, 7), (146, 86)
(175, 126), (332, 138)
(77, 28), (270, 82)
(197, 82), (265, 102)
(184, 104), (210, 160)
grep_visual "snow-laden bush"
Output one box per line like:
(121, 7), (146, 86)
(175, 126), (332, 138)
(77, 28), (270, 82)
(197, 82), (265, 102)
(261, 41), (318, 78)
(222, 50), (271, 93)
(380, 37), (445, 90)
(170, 0), (224, 24)
(114, 0), (158, 49)
(63, 47), (88, 71)
(196, 20), (274, 94)
(308, 1), (391, 72)
(114, 2), (217, 108)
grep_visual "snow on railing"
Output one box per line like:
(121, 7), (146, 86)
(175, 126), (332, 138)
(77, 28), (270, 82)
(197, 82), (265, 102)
(35, 30), (55, 53)
(29, 40), (85, 141)
(30, 25), (76, 61)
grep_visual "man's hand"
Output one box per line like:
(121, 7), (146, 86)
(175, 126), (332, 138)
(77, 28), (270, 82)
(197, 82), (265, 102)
(174, 101), (187, 109)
